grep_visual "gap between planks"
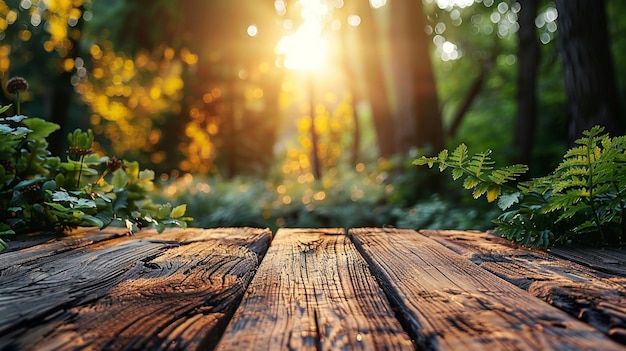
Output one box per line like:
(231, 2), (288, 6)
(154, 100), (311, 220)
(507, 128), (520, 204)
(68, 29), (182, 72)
(215, 228), (415, 350)
(349, 228), (625, 351)
(420, 229), (626, 346)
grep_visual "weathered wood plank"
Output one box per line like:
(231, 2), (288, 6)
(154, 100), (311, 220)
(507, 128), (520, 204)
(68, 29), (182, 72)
(215, 228), (415, 350)
(550, 246), (626, 277)
(420, 229), (626, 345)
(0, 226), (132, 270)
(0, 227), (271, 351)
(350, 228), (624, 350)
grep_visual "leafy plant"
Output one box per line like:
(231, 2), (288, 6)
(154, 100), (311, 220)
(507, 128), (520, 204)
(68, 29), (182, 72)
(413, 126), (626, 248)
(0, 77), (190, 251)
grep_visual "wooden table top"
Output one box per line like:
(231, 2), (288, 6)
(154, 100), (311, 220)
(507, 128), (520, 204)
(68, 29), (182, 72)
(1, 227), (625, 350)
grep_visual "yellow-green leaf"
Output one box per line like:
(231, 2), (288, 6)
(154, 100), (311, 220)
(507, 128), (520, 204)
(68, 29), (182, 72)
(486, 185), (501, 203)
(170, 204), (187, 219)
(463, 176), (480, 189)
(452, 168), (464, 180)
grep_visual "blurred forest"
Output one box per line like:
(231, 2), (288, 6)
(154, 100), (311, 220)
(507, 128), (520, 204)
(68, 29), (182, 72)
(1, 0), (625, 230)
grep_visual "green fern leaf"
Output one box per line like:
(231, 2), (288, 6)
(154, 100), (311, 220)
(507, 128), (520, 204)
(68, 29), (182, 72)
(412, 156), (437, 168)
(463, 176), (480, 190)
(472, 182), (490, 200)
(452, 168), (464, 180)
(467, 151), (494, 177)
(450, 144), (468, 166)
(489, 164), (529, 184)
(438, 149), (449, 171)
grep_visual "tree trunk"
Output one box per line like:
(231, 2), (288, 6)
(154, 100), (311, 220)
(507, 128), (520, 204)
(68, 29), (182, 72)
(355, 0), (396, 157)
(554, 0), (622, 143)
(513, 0), (540, 167)
(390, 0), (444, 154)
(45, 5), (86, 157)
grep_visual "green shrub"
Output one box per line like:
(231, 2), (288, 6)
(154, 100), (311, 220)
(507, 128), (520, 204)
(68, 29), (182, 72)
(0, 77), (189, 251)
(414, 126), (626, 247)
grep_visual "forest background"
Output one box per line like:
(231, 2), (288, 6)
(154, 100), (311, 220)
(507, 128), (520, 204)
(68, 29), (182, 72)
(1, 0), (624, 232)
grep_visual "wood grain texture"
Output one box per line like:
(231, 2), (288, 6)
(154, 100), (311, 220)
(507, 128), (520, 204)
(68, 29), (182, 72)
(421, 229), (626, 345)
(0, 227), (271, 351)
(550, 246), (626, 277)
(215, 228), (415, 350)
(349, 228), (624, 350)
(0, 226), (131, 270)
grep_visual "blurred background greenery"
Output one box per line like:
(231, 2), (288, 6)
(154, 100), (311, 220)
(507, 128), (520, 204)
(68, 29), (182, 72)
(1, 0), (624, 231)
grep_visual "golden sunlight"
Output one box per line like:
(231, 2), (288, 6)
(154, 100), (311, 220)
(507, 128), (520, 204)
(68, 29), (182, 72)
(275, 0), (329, 70)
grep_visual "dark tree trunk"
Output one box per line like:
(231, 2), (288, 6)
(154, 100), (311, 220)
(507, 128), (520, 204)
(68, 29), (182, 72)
(355, 0), (396, 157)
(46, 72), (73, 156)
(390, 0), (444, 154)
(448, 66), (487, 138)
(554, 0), (623, 143)
(45, 5), (86, 157)
(513, 0), (540, 166)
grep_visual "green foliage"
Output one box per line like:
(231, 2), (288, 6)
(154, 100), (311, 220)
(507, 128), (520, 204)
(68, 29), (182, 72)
(394, 194), (499, 231)
(0, 104), (190, 250)
(414, 144), (528, 203)
(158, 162), (397, 232)
(413, 126), (626, 248)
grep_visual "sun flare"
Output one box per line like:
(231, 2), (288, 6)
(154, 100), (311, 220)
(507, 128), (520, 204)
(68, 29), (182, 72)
(276, 25), (328, 70)
(276, 0), (329, 70)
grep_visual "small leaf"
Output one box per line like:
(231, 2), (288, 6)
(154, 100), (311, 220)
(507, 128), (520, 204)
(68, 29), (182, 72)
(76, 198), (96, 209)
(462, 176), (480, 190)
(3, 114), (27, 123)
(22, 118), (61, 141)
(497, 192), (522, 210)
(486, 185), (501, 203)
(170, 204), (187, 218)
(80, 214), (105, 228)
(52, 191), (79, 203)
(112, 168), (128, 188)
(0, 104), (12, 114)
(472, 183), (490, 199)
(452, 168), (464, 180)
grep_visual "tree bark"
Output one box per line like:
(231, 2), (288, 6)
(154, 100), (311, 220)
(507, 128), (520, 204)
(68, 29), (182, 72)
(513, 0), (540, 166)
(448, 66), (487, 139)
(356, 1), (396, 157)
(390, 0), (444, 154)
(554, 0), (623, 143)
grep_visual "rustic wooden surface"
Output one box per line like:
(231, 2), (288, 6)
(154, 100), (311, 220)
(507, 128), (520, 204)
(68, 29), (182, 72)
(349, 228), (625, 350)
(216, 228), (414, 350)
(1, 227), (625, 350)
(420, 229), (626, 345)
(0, 227), (271, 351)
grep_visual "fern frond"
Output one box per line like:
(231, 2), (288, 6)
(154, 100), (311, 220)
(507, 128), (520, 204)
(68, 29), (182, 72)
(449, 144), (468, 167)
(412, 156), (438, 168)
(413, 125), (625, 247)
(542, 189), (588, 214)
(489, 164), (529, 184)
(467, 151), (495, 177)
(556, 201), (591, 222)
(413, 144), (527, 204)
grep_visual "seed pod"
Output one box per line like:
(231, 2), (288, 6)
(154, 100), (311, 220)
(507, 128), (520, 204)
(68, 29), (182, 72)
(107, 156), (126, 172)
(7, 77), (29, 94)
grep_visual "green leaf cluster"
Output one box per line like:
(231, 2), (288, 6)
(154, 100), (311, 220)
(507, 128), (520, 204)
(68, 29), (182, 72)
(413, 126), (626, 248)
(0, 106), (190, 250)
(413, 144), (528, 204)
